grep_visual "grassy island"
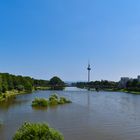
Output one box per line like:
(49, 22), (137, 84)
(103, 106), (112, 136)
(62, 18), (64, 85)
(13, 122), (64, 140)
(32, 94), (72, 107)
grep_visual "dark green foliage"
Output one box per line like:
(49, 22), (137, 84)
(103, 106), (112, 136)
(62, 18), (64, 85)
(13, 122), (64, 140)
(34, 79), (49, 87)
(49, 77), (65, 90)
(0, 75), (2, 94)
(126, 79), (140, 92)
(75, 80), (119, 90)
(32, 98), (48, 107)
(16, 85), (24, 92)
(0, 73), (65, 98)
(0, 73), (51, 95)
(24, 82), (32, 92)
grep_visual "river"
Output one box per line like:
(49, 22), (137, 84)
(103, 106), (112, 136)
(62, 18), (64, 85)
(0, 87), (140, 140)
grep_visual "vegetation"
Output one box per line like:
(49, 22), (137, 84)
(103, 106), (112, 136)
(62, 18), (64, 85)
(13, 122), (64, 140)
(0, 73), (65, 102)
(32, 94), (72, 107)
(126, 79), (140, 92)
(74, 80), (118, 90)
(32, 98), (48, 107)
(49, 94), (59, 105)
(49, 77), (65, 90)
(74, 79), (140, 94)
(0, 73), (49, 94)
(59, 97), (72, 104)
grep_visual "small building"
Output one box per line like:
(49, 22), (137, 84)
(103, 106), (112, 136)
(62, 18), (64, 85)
(137, 75), (140, 82)
(119, 77), (130, 88)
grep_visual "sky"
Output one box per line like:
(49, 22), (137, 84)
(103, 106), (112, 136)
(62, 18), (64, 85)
(0, 0), (140, 82)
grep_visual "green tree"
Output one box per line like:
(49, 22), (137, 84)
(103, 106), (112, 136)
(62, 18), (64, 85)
(13, 122), (64, 140)
(49, 77), (65, 90)
(0, 75), (2, 94)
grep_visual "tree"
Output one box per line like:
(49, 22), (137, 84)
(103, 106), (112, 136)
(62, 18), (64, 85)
(13, 122), (64, 140)
(0, 75), (2, 94)
(24, 82), (33, 92)
(49, 76), (65, 90)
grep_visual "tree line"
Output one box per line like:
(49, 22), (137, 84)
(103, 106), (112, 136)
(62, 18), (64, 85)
(73, 80), (118, 90)
(0, 73), (65, 94)
(125, 79), (140, 92)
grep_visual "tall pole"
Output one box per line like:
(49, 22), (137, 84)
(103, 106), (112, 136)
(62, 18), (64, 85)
(87, 63), (91, 83)
(87, 63), (91, 106)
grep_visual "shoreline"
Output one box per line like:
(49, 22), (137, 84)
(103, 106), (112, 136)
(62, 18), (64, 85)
(0, 90), (30, 102)
(1, 87), (140, 102)
(101, 89), (140, 95)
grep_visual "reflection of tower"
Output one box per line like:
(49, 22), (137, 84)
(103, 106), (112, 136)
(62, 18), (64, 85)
(87, 63), (91, 83)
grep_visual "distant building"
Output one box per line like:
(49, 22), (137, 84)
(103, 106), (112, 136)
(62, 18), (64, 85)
(138, 76), (140, 82)
(119, 77), (130, 88)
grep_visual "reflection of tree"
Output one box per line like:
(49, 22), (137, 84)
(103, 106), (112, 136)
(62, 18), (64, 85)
(0, 97), (28, 111)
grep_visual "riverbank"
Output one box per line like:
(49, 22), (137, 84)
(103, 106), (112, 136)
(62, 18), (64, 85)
(118, 89), (140, 95)
(35, 86), (51, 90)
(0, 86), (65, 102)
(103, 88), (140, 95)
(0, 87), (50, 102)
(81, 87), (140, 95)
(0, 90), (29, 102)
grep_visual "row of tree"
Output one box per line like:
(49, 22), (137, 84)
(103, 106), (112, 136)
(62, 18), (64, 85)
(0, 73), (65, 94)
(74, 80), (140, 92)
(126, 79), (140, 92)
(74, 80), (119, 90)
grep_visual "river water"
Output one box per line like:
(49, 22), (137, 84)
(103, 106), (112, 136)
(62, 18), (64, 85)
(0, 87), (140, 140)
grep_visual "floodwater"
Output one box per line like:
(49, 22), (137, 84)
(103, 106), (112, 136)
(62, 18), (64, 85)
(0, 87), (140, 140)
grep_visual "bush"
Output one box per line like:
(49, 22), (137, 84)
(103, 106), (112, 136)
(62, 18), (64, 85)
(32, 98), (48, 107)
(13, 122), (64, 140)
(51, 94), (58, 99)
(48, 94), (58, 106)
(59, 97), (72, 104)
(2, 94), (6, 98)
(32, 94), (72, 107)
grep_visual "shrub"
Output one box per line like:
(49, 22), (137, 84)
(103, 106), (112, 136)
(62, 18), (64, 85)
(49, 97), (58, 106)
(51, 94), (58, 99)
(59, 97), (72, 104)
(13, 122), (64, 140)
(32, 98), (48, 107)
(48, 94), (59, 106)
(2, 94), (6, 98)
(32, 94), (72, 107)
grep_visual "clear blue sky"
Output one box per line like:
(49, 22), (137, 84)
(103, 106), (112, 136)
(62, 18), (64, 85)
(0, 0), (140, 81)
